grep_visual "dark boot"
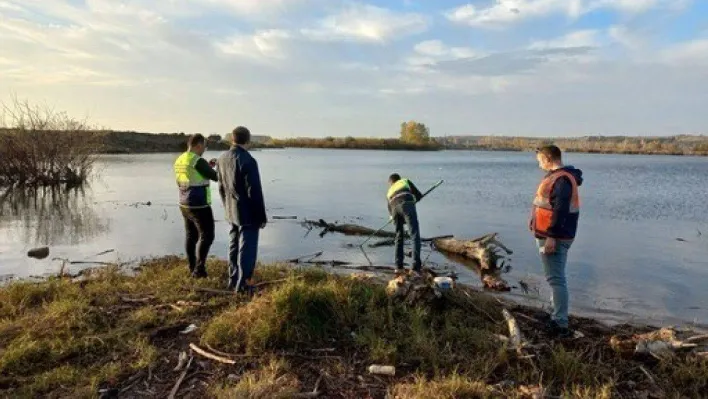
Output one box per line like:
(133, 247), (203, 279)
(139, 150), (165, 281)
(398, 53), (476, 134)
(191, 268), (208, 279)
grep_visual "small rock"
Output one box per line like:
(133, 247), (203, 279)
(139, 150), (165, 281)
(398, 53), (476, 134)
(27, 247), (49, 259)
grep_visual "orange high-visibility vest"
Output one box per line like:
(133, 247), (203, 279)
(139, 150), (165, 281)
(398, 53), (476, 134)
(532, 170), (580, 237)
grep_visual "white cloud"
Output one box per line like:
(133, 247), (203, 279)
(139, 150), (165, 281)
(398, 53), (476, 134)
(414, 40), (448, 56)
(661, 39), (708, 66)
(445, 0), (582, 27)
(446, 0), (682, 27)
(301, 3), (428, 42)
(529, 30), (599, 49)
(198, 0), (299, 15)
(608, 25), (643, 50)
(589, 0), (658, 13)
(217, 29), (292, 59)
(413, 40), (478, 59)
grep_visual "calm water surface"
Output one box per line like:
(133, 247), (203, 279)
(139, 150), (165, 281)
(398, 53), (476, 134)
(1, 150), (707, 327)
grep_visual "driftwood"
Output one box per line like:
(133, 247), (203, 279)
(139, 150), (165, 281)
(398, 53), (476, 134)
(368, 235), (455, 248)
(610, 327), (708, 360)
(302, 219), (401, 238)
(433, 233), (513, 291)
(502, 309), (526, 355)
(433, 233), (512, 270)
(189, 343), (236, 365)
(168, 355), (192, 399)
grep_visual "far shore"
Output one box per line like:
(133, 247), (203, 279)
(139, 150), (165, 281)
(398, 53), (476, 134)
(95, 131), (708, 157)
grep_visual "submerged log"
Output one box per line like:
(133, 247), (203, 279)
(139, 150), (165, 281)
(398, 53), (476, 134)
(368, 235), (454, 248)
(302, 219), (399, 238)
(433, 234), (513, 291)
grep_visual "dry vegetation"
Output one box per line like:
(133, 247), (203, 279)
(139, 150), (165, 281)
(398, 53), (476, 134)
(0, 257), (706, 398)
(439, 135), (708, 156)
(269, 137), (442, 151)
(0, 98), (102, 187)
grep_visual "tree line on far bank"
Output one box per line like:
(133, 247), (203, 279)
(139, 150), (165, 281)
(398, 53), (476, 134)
(268, 120), (441, 150)
(438, 135), (708, 156)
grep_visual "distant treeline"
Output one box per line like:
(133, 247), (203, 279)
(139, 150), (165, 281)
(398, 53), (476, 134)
(269, 136), (443, 151)
(94, 131), (275, 154)
(437, 135), (708, 156)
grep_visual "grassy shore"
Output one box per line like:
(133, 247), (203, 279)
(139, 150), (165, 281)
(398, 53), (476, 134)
(1, 257), (706, 398)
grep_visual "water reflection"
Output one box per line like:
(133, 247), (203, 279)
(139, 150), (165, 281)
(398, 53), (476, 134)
(0, 186), (110, 246)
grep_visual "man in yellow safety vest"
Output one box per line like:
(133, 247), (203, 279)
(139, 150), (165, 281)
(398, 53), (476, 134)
(174, 134), (218, 278)
(387, 173), (424, 273)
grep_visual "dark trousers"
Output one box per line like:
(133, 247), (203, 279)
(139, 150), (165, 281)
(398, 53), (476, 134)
(393, 201), (421, 270)
(180, 206), (215, 275)
(228, 224), (260, 291)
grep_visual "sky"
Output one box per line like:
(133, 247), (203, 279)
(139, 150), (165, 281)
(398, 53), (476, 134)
(1, 0), (707, 137)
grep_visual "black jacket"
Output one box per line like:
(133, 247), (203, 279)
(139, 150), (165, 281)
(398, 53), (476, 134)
(216, 146), (267, 227)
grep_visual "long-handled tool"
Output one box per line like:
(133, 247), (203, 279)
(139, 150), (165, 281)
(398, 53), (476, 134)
(358, 179), (444, 265)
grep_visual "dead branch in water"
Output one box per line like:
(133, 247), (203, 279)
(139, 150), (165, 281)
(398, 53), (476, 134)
(302, 219), (401, 238)
(368, 234), (455, 248)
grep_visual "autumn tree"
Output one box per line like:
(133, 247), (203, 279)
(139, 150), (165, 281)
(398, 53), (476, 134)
(400, 120), (430, 144)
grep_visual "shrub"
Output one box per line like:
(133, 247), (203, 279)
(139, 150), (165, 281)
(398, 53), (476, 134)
(0, 97), (101, 187)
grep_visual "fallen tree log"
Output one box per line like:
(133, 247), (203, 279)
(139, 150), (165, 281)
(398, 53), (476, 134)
(302, 219), (401, 238)
(433, 234), (513, 291)
(368, 235), (455, 248)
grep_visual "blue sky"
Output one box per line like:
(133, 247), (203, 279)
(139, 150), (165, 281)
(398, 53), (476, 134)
(1, 0), (707, 137)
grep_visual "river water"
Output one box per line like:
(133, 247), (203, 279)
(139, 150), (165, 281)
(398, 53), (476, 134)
(1, 149), (707, 327)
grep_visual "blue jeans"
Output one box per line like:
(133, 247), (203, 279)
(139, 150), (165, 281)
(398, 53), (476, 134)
(536, 238), (573, 328)
(228, 225), (259, 291)
(393, 201), (421, 270)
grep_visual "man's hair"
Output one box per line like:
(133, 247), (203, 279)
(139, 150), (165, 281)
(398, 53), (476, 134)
(389, 173), (401, 183)
(188, 133), (205, 148)
(536, 145), (562, 162)
(232, 126), (251, 145)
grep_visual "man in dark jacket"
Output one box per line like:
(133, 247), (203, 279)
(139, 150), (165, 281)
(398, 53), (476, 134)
(530, 145), (583, 338)
(387, 173), (424, 273)
(216, 126), (267, 293)
(174, 134), (218, 278)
